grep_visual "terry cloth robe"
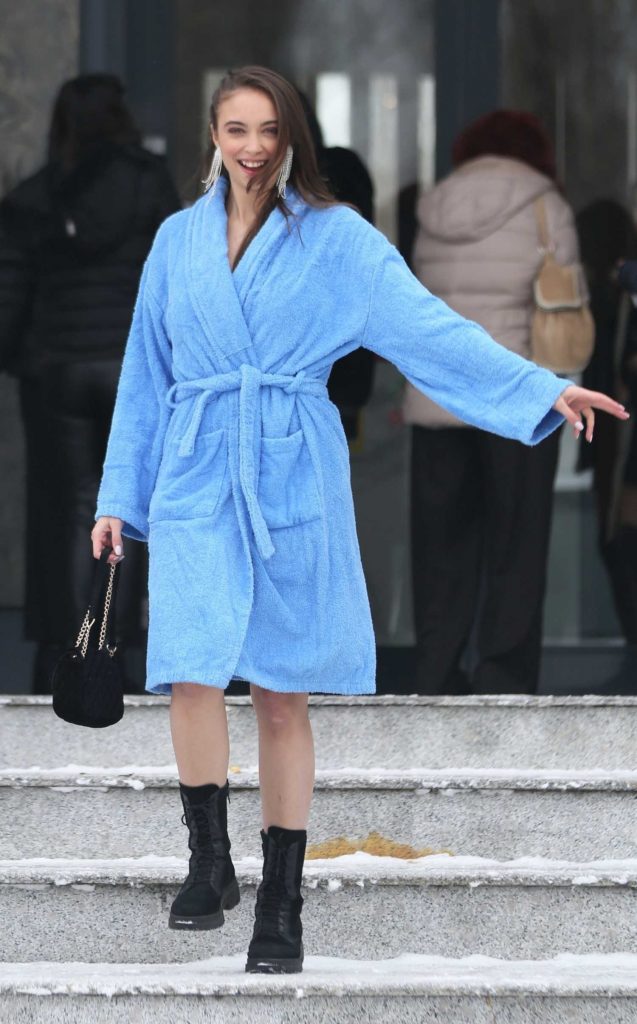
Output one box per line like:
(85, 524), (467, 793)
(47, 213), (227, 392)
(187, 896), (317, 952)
(96, 176), (570, 695)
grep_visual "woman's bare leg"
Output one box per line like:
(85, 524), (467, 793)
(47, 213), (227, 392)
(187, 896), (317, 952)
(250, 686), (315, 829)
(170, 683), (229, 786)
(168, 684), (237, 931)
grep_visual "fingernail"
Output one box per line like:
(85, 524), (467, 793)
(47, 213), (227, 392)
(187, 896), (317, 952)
(114, 545), (122, 555)
(575, 421), (584, 431)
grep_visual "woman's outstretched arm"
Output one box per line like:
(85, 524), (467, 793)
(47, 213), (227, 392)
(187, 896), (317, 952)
(360, 237), (627, 442)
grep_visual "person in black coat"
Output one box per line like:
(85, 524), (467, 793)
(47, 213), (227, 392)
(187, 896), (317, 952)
(0, 74), (181, 691)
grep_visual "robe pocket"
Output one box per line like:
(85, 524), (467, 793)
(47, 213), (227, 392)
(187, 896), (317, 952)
(149, 429), (228, 523)
(258, 431), (322, 529)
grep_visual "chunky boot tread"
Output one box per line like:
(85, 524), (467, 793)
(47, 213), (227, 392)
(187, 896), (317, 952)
(169, 909), (224, 930)
(245, 954), (304, 974)
(169, 877), (240, 930)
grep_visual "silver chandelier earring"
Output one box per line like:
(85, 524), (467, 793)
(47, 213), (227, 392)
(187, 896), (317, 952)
(202, 147), (223, 195)
(276, 145), (293, 199)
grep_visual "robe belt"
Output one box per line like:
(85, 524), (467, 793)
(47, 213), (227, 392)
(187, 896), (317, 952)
(165, 365), (328, 559)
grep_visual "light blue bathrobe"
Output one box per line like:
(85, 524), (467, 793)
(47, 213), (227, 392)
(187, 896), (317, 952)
(96, 176), (569, 695)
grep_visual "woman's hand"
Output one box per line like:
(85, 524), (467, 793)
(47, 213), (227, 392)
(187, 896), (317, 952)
(91, 516), (125, 564)
(553, 385), (630, 442)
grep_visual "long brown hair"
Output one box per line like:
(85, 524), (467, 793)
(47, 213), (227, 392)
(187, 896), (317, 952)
(207, 66), (337, 267)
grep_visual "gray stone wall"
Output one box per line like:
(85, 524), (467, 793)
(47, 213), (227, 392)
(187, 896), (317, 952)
(0, 0), (79, 608)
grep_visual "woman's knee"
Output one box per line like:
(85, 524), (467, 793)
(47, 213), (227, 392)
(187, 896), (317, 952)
(250, 686), (309, 733)
(171, 682), (225, 705)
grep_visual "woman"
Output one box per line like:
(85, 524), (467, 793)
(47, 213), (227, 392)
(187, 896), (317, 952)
(91, 70), (626, 974)
(0, 74), (180, 690)
(404, 110), (585, 696)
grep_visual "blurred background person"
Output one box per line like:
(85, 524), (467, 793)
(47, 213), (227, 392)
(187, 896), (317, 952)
(576, 202), (637, 647)
(404, 110), (582, 695)
(0, 73), (180, 692)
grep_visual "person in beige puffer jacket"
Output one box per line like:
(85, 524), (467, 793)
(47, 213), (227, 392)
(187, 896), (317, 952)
(404, 110), (581, 695)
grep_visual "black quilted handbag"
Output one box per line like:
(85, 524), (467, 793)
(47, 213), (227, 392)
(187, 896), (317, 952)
(51, 548), (124, 728)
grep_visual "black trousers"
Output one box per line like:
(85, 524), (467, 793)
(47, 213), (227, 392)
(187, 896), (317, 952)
(410, 425), (561, 694)
(20, 361), (147, 689)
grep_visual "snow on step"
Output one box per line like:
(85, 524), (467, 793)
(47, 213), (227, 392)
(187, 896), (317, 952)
(6, 764), (637, 789)
(3, 694), (637, 770)
(3, 852), (637, 886)
(4, 765), (637, 862)
(4, 957), (637, 1024)
(2, 952), (637, 997)
(2, 854), (636, 963)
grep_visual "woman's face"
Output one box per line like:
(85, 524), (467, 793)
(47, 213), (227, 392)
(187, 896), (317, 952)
(212, 88), (280, 197)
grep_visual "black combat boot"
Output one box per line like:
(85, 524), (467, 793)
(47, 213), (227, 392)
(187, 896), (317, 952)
(168, 781), (240, 930)
(245, 825), (306, 973)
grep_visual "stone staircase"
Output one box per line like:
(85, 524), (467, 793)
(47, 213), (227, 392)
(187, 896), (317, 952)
(1, 693), (637, 1021)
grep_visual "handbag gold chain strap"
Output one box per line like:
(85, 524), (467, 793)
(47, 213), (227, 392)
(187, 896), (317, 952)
(98, 564), (117, 655)
(73, 563), (117, 658)
(75, 611), (95, 659)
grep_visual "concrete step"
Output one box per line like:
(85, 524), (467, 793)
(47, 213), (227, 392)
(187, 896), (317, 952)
(2, 855), (635, 963)
(2, 954), (637, 1023)
(3, 694), (637, 770)
(4, 766), (637, 861)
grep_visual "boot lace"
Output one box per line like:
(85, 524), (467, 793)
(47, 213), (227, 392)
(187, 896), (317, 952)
(182, 806), (219, 884)
(256, 886), (289, 932)
(256, 846), (301, 929)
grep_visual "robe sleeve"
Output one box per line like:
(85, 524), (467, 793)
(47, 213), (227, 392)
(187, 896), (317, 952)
(361, 240), (570, 445)
(95, 260), (173, 542)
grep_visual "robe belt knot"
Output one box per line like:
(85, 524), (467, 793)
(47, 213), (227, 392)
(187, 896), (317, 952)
(165, 367), (328, 560)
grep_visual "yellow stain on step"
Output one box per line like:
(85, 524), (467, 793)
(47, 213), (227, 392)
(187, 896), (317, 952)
(306, 832), (454, 860)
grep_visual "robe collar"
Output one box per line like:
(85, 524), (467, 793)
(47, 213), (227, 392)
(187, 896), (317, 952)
(185, 175), (305, 368)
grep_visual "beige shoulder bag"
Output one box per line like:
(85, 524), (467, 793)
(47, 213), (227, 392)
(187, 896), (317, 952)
(531, 197), (595, 374)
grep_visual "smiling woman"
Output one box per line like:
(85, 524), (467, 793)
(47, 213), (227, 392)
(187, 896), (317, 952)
(204, 66), (337, 269)
(91, 65), (628, 979)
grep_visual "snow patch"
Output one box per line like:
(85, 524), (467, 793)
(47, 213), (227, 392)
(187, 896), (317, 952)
(2, 953), (637, 997)
(4, 764), (637, 792)
(2, 853), (636, 890)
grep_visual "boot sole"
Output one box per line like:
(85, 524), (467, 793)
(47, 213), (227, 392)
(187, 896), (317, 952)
(245, 951), (304, 974)
(168, 877), (240, 930)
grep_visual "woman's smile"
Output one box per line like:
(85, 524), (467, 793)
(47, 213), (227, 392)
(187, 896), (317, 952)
(237, 158), (268, 176)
